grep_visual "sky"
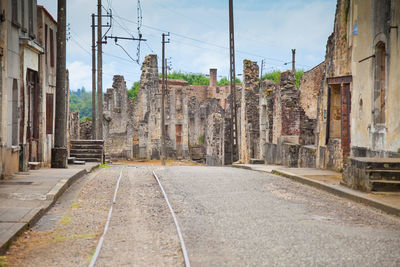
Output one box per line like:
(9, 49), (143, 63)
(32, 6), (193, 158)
(37, 0), (337, 91)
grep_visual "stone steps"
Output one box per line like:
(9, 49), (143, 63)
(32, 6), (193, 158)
(344, 157), (400, 192)
(70, 149), (103, 154)
(371, 180), (400, 192)
(250, 158), (265, 164)
(367, 169), (400, 180)
(70, 140), (104, 164)
(28, 162), (40, 170)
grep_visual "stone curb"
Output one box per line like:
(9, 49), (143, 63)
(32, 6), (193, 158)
(271, 169), (400, 217)
(0, 164), (99, 255)
(232, 164), (400, 217)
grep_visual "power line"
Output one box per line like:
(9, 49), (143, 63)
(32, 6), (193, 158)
(112, 14), (312, 68)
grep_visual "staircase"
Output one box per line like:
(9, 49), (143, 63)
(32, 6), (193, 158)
(70, 140), (104, 163)
(344, 157), (400, 192)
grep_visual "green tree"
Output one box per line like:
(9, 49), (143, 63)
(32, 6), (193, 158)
(127, 82), (140, 101)
(217, 77), (242, 86)
(262, 70), (304, 87)
(69, 87), (93, 121)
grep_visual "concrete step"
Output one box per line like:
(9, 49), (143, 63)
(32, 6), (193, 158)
(71, 160), (86, 165)
(71, 140), (104, 145)
(70, 149), (103, 154)
(371, 180), (400, 192)
(351, 157), (400, 170)
(72, 158), (101, 163)
(250, 158), (265, 164)
(70, 153), (102, 159)
(367, 169), (400, 180)
(71, 144), (104, 150)
(28, 162), (40, 170)
(68, 157), (76, 164)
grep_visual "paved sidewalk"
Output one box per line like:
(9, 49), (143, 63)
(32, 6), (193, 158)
(0, 163), (98, 254)
(233, 164), (400, 217)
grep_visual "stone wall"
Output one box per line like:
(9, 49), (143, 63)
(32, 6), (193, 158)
(79, 120), (92, 140)
(103, 75), (134, 159)
(299, 61), (326, 146)
(240, 60), (260, 163)
(206, 113), (225, 166)
(279, 71), (300, 143)
(69, 111), (80, 140)
(132, 54), (159, 159)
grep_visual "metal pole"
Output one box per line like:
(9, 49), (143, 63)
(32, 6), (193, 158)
(292, 49), (296, 73)
(52, 0), (67, 168)
(161, 33), (167, 166)
(229, 0), (238, 163)
(97, 0), (103, 140)
(91, 13), (97, 140)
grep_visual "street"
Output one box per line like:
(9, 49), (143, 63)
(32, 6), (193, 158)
(5, 164), (400, 266)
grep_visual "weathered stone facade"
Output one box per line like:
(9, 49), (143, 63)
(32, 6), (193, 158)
(101, 54), (239, 165)
(103, 75), (134, 159)
(261, 64), (324, 168)
(240, 60), (260, 163)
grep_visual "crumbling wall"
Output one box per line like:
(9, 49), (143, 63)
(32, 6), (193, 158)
(299, 61), (326, 145)
(259, 80), (276, 159)
(79, 120), (92, 140)
(240, 60), (260, 163)
(69, 111), (80, 140)
(279, 71), (301, 144)
(103, 75), (134, 159)
(132, 54), (159, 159)
(206, 113), (224, 166)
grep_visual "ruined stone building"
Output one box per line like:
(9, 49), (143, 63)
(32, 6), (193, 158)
(259, 62), (325, 168)
(258, 0), (400, 192)
(99, 53), (268, 166)
(102, 54), (234, 165)
(0, 1), (61, 177)
(316, 0), (400, 191)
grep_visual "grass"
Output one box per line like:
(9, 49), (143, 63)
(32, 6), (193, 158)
(60, 215), (72, 225)
(0, 256), (8, 267)
(54, 233), (96, 242)
(99, 163), (110, 168)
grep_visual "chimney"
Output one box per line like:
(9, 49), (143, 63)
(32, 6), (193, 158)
(210, 68), (217, 88)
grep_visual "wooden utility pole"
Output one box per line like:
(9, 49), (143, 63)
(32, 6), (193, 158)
(91, 13), (97, 140)
(97, 0), (103, 140)
(52, 0), (67, 168)
(292, 49), (296, 73)
(161, 33), (170, 166)
(229, 0), (238, 163)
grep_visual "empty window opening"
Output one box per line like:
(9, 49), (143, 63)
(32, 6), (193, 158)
(50, 29), (54, 67)
(373, 42), (386, 124)
(176, 124), (182, 145)
(46, 93), (54, 134)
(12, 79), (18, 146)
(11, 0), (18, 26)
(329, 85), (341, 139)
(28, 0), (34, 34)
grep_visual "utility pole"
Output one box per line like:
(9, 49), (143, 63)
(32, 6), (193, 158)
(97, 0), (103, 140)
(292, 49), (296, 73)
(229, 0), (238, 163)
(52, 0), (67, 168)
(91, 13), (96, 140)
(161, 33), (170, 166)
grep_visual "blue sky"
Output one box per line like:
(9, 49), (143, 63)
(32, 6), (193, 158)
(37, 0), (337, 91)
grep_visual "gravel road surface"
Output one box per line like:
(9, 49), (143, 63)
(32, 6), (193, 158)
(4, 164), (400, 266)
(157, 166), (400, 267)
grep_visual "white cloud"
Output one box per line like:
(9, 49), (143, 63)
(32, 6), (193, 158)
(39, 0), (336, 87)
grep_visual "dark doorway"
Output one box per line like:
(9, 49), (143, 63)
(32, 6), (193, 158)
(26, 69), (40, 162)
